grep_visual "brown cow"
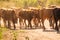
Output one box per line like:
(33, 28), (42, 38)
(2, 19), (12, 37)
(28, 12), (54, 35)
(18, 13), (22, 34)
(41, 8), (54, 30)
(30, 8), (41, 28)
(1, 8), (17, 30)
(8, 9), (17, 30)
(18, 9), (36, 29)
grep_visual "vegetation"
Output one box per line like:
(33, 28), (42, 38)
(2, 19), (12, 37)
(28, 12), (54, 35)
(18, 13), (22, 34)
(0, 27), (26, 40)
(0, 29), (2, 40)
(0, 0), (60, 8)
(0, 27), (8, 40)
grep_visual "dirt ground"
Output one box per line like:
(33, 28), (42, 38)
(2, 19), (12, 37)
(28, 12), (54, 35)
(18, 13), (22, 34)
(1, 29), (60, 40)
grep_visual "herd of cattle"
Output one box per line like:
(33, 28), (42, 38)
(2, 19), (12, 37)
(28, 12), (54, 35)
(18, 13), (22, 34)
(0, 6), (60, 33)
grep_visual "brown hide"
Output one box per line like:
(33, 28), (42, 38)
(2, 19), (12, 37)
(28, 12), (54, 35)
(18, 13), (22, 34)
(40, 8), (54, 30)
(1, 9), (17, 29)
(19, 9), (35, 28)
(41, 8), (53, 19)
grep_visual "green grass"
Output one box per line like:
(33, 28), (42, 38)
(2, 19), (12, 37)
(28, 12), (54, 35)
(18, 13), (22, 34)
(0, 29), (2, 40)
(0, 27), (8, 40)
(0, 27), (26, 40)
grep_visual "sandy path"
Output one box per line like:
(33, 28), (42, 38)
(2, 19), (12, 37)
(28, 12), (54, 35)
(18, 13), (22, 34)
(1, 29), (60, 40)
(16, 29), (60, 40)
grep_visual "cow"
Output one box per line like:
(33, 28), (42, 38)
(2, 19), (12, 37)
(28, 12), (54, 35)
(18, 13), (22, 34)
(53, 7), (60, 32)
(1, 8), (17, 30)
(28, 7), (42, 28)
(31, 9), (41, 28)
(1, 9), (8, 27)
(18, 9), (36, 29)
(41, 8), (55, 31)
(7, 9), (17, 30)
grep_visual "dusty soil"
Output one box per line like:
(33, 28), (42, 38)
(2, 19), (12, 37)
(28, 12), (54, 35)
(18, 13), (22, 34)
(1, 29), (60, 40)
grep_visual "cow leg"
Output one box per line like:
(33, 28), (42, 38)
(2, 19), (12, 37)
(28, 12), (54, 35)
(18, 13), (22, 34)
(49, 18), (52, 27)
(24, 20), (27, 29)
(28, 22), (30, 29)
(38, 19), (41, 28)
(34, 18), (38, 28)
(19, 18), (22, 29)
(42, 19), (45, 31)
(36, 18), (39, 28)
(23, 19), (25, 27)
(0, 18), (1, 27)
(13, 22), (16, 30)
(19, 22), (21, 29)
(29, 21), (32, 29)
(59, 20), (60, 28)
(28, 20), (30, 29)
(33, 18), (39, 29)
(22, 19), (25, 29)
(35, 19), (41, 29)
(3, 19), (7, 27)
(28, 20), (32, 29)
(8, 20), (11, 29)
(12, 20), (16, 30)
(55, 20), (59, 32)
(19, 20), (22, 29)
(52, 20), (55, 29)
(28, 22), (29, 29)
(49, 18), (54, 29)
(24, 20), (28, 29)
(33, 18), (36, 28)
